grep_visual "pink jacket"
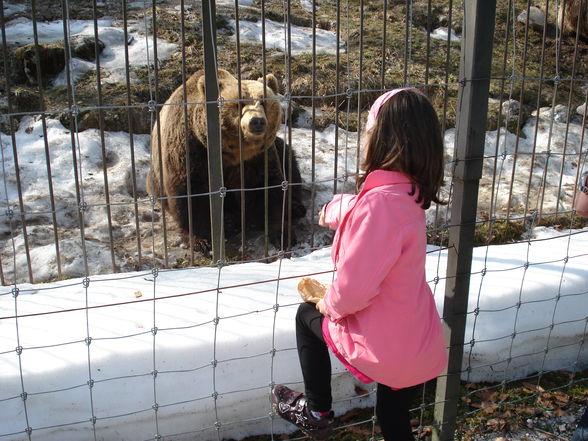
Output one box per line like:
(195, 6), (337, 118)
(321, 170), (447, 388)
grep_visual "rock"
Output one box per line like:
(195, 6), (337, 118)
(518, 6), (547, 32)
(70, 35), (105, 62)
(533, 104), (571, 123)
(577, 102), (586, 116)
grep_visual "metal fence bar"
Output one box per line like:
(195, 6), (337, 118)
(433, 2), (497, 441)
(201, 0), (224, 263)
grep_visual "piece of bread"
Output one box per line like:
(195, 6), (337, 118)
(297, 277), (327, 303)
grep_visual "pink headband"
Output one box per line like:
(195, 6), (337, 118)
(365, 87), (428, 131)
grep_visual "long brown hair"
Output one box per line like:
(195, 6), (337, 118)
(358, 89), (446, 209)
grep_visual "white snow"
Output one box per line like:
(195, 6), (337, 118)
(430, 26), (461, 42)
(228, 18), (345, 55)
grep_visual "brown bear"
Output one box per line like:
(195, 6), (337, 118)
(147, 69), (306, 253)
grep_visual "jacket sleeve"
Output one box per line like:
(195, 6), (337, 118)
(322, 193), (356, 230)
(322, 194), (405, 321)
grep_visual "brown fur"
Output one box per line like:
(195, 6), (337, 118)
(147, 69), (305, 251)
(558, 0), (588, 39)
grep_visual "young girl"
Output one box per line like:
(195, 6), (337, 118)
(271, 88), (448, 441)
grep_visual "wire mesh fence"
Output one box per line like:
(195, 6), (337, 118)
(0, 0), (587, 441)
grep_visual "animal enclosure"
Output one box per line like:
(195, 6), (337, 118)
(1, 0), (587, 441)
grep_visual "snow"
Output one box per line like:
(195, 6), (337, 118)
(227, 18), (345, 55)
(0, 8), (587, 441)
(430, 26), (461, 42)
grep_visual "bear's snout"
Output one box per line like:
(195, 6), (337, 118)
(248, 116), (267, 135)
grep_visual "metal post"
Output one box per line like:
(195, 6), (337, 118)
(432, 2), (496, 441)
(201, 0), (224, 262)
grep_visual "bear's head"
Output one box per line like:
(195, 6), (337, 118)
(197, 69), (282, 165)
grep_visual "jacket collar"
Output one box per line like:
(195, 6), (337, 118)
(362, 170), (412, 192)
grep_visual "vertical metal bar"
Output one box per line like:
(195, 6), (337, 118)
(355, 0), (364, 173)
(91, 0), (116, 272)
(122, 0), (143, 269)
(201, 0), (224, 263)
(234, 0), (245, 260)
(432, 2), (496, 441)
(380, 0), (388, 89)
(261, 0), (269, 257)
(333, 0), (341, 195)
(151, 0), (169, 268)
(31, 0), (62, 280)
(439, 0), (454, 136)
(0, 0), (33, 284)
(310, 0), (317, 248)
(488, 0), (513, 221)
(505, 0), (532, 219)
(555, 1), (583, 215)
(61, 0), (89, 278)
(179, 0), (194, 266)
(523, 0), (550, 220)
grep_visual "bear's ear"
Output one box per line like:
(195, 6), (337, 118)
(197, 70), (237, 97)
(258, 74), (280, 95)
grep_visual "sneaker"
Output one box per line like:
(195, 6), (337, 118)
(271, 385), (334, 440)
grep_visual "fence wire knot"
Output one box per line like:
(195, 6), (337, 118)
(147, 100), (157, 113)
(212, 391), (219, 400)
(25, 427), (32, 436)
(20, 391), (27, 401)
(79, 202), (88, 213)
(469, 338), (475, 347)
(273, 303), (279, 313)
(11, 287), (19, 298)
(345, 88), (354, 99)
(87, 379), (94, 389)
(270, 348), (277, 357)
(473, 307), (479, 316)
(151, 327), (158, 336)
(82, 277), (90, 288)
(216, 259), (225, 268)
(152, 403), (159, 412)
(281, 180), (288, 191)
(85, 336), (92, 346)
(481, 268), (487, 277)
(152, 267), (159, 278)
(71, 104), (80, 117)
(553, 75), (561, 85)
(217, 96), (225, 109)
(5, 207), (14, 219)
(90, 416), (97, 425)
(211, 360), (218, 368)
(214, 421), (221, 430)
(219, 186), (227, 198)
(15, 345), (23, 355)
(213, 316), (220, 325)
(152, 370), (158, 378)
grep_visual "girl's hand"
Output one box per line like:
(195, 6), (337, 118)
(318, 205), (327, 227)
(315, 299), (329, 318)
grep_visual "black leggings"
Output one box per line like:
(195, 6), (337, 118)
(296, 302), (421, 441)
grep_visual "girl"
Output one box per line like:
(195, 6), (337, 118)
(271, 88), (448, 441)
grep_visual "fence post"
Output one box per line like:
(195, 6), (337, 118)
(201, 0), (224, 262)
(432, 2), (496, 441)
